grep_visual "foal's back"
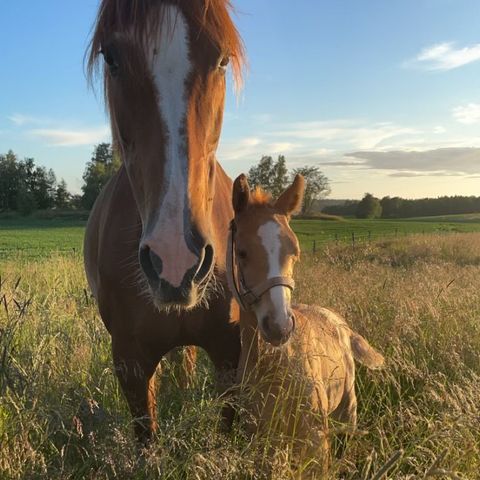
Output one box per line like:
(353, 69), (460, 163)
(293, 304), (383, 424)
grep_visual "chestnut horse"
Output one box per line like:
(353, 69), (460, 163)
(84, 0), (244, 443)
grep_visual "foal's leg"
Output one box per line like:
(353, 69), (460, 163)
(320, 414), (331, 477)
(112, 336), (159, 444)
(331, 380), (357, 459)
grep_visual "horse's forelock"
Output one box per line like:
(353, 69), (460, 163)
(86, 0), (245, 90)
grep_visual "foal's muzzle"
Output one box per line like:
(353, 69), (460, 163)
(139, 243), (214, 306)
(260, 309), (296, 346)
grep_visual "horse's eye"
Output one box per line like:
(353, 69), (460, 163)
(218, 55), (230, 70)
(101, 47), (119, 76)
(238, 249), (247, 260)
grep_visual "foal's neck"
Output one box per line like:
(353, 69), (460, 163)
(237, 308), (262, 373)
(239, 308), (259, 348)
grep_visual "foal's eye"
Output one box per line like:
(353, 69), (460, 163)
(218, 55), (230, 71)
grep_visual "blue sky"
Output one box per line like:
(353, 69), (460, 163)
(1, 0), (480, 198)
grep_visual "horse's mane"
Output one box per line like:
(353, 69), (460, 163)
(87, 0), (245, 88)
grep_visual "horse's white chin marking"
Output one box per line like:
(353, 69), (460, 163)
(144, 5), (197, 288)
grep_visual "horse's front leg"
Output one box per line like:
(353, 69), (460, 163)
(112, 335), (160, 444)
(165, 346), (198, 389)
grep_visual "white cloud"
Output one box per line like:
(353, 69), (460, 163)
(270, 120), (419, 150)
(410, 42), (480, 71)
(268, 142), (297, 153)
(346, 148), (480, 175)
(220, 115), (480, 183)
(252, 113), (273, 124)
(218, 136), (262, 162)
(30, 126), (110, 146)
(452, 103), (480, 124)
(8, 113), (47, 126)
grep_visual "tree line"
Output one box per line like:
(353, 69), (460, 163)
(4, 145), (477, 220)
(324, 193), (480, 219)
(0, 146), (331, 216)
(0, 144), (119, 214)
(247, 155), (331, 214)
(0, 151), (71, 214)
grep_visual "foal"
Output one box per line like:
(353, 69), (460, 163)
(228, 174), (384, 471)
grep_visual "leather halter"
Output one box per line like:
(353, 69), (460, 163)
(226, 219), (295, 311)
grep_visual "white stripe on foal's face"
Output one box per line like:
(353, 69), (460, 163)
(143, 5), (197, 288)
(255, 220), (292, 331)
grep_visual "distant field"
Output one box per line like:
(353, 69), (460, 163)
(0, 216), (85, 259)
(402, 213), (480, 223)
(1, 213), (480, 259)
(293, 216), (480, 250)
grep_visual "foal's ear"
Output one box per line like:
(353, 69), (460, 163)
(275, 174), (305, 218)
(232, 174), (251, 214)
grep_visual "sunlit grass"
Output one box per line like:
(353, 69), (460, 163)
(1, 234), (479, 478)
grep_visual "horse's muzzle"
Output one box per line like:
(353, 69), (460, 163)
(138, 244), (214, 307)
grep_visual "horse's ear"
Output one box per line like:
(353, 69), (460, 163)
(232, 174), (250, 214)
(275, 174), (305, 218)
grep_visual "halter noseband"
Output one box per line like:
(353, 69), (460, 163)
(226, 219), (295, 311)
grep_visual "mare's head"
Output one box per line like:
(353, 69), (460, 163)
(230, 174), (305, 346)
(88, 0), (244, 310)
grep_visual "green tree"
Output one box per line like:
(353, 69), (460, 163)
(81, 143), (120, 209)
(270, 155), (288, 198)
(0, 150), (22, 211)
(55, 179), (71, 209)
(291, 166), (330, 215)
(356, 193), (382, 219)
(16, 183), (37, 216)
(247, 155), (273, 191)
(247, 155), (291, 197)
(380, 196), (403, 218)
(31, 166), (56, 209)
(0, 152), (57, 212)
(70, 194), (83, 210)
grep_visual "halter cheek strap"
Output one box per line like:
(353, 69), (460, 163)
(226, 220), (295, 311)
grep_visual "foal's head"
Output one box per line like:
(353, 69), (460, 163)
(230, 174), (305, 346)
(88, 0), (244, 310)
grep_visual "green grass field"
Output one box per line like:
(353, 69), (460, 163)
(2, 213), (480, 259)
(1, 231), (480, 478)
(0, 215), (86, 259)
(292, 216), (480, 250)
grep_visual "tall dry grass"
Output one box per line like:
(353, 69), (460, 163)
(0, 233), (479, 478)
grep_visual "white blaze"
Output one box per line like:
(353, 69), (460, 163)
(256, 220), (291, 328)
(145, 5), (197, 287)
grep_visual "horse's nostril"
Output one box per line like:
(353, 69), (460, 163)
(290, 313), (296, 331)
(261, 315), (271, 332)
(149, 249), (163, 275)
(139, 245), (162, 283)
(194, 244), (214, 284)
